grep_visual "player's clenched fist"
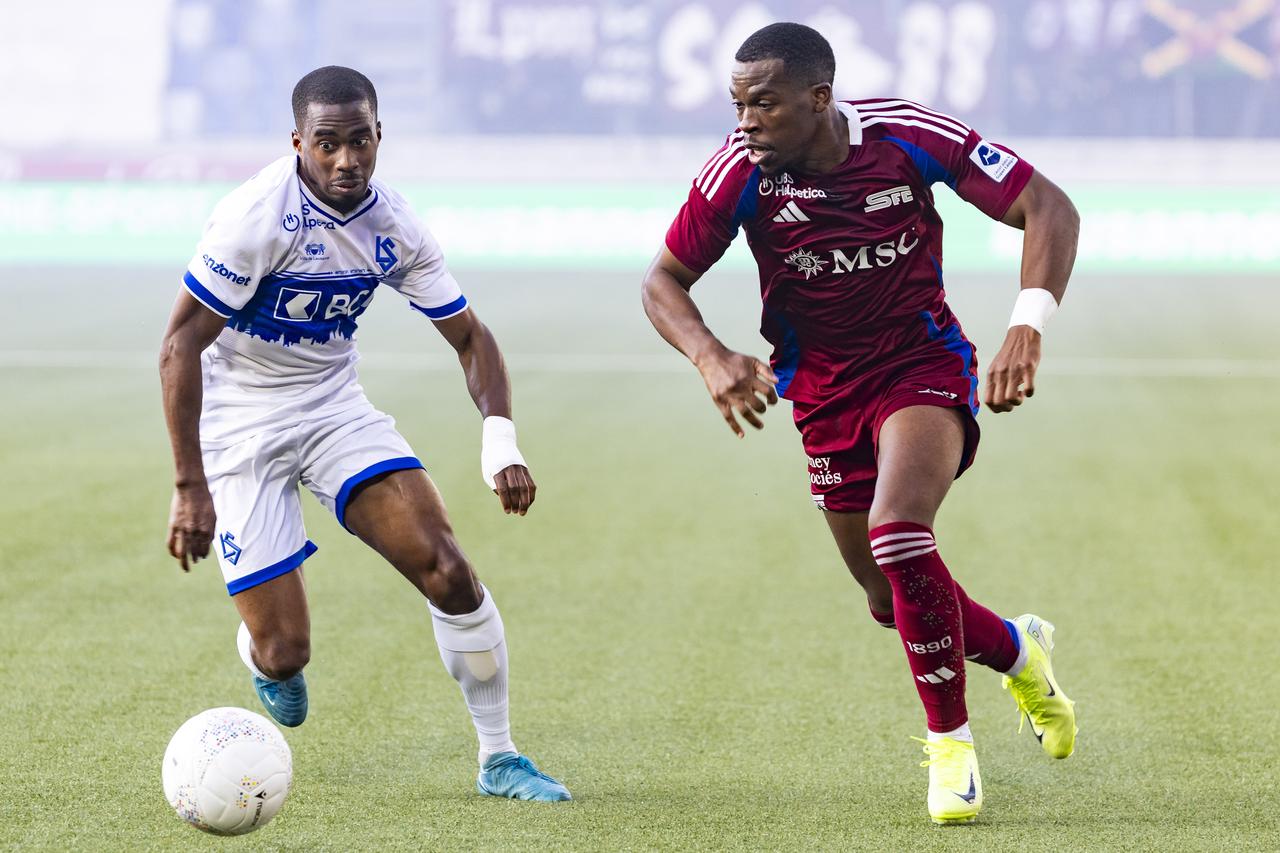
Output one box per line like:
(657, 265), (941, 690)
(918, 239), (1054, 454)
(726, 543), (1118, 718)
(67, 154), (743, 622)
(695, 347), (779, 437)
(985, 326), (1042, 413)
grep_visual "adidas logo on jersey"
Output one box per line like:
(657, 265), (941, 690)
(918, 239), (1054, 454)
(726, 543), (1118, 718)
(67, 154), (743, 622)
(772, 201), (810, 223)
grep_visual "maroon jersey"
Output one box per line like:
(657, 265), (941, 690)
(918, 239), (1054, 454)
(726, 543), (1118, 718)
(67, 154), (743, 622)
(665, 98), (1034, 407)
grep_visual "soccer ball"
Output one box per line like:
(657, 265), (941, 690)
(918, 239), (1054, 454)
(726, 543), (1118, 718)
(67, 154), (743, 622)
(162, 707), (293, 835)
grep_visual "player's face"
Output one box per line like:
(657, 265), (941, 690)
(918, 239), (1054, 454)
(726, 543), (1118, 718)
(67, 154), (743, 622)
(730, 59), (829, 175)
(292, 101), (381, 212)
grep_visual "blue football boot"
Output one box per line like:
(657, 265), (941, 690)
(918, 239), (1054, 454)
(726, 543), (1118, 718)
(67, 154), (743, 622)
(253, 672), (308, 728)
(476, 752), (571, 801)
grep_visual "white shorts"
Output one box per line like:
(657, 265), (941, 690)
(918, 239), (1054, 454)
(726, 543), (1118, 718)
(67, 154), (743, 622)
(203, 399), (424, 595)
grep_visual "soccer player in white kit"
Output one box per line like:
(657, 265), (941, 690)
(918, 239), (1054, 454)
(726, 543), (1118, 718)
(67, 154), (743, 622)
(159, 66), (570, 801)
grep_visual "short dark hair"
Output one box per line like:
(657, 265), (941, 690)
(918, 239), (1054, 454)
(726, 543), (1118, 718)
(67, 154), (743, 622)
(291, 66), (378, 129)
(735, 22), (835, 86)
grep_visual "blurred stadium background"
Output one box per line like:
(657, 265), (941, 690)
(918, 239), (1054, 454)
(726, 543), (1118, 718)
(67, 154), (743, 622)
(2, 1), (1278, 849)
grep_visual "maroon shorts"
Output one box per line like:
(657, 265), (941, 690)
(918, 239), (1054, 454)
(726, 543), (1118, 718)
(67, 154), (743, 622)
(792, 347), (980, 513)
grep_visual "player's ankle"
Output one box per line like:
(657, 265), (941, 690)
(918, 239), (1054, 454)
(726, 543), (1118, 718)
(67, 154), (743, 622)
(928, 722), (973, 743)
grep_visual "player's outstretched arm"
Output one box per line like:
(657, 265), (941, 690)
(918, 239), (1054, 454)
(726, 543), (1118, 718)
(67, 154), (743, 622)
(641, 247), (778, 438)
(158, 291), (228, 570)
(432, 308), (535, 516)
(985, 172), (1081, 413)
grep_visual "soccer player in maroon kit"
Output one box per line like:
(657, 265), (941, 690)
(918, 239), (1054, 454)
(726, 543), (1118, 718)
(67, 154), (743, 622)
(642, 23), (1081, 824)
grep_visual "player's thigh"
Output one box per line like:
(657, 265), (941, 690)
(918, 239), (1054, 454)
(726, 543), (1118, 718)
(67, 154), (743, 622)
(233, 568), (310, 655)
(823, 510), (891, 596)
(870, 404), (968, 528)
(344, 469), (482, 609)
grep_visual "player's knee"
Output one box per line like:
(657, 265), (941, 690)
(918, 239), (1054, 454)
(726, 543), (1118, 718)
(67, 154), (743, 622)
(867, 501), (936, 532)
(256, 634), (310, 681)
(417, 540), (480, 612)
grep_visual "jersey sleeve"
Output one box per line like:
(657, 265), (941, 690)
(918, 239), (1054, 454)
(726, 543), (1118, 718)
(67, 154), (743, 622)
(876, 101), (1033, 220)
(664, 132), (751, 275)
(183, 194), (280, 318)
(386, 213), (468, 321)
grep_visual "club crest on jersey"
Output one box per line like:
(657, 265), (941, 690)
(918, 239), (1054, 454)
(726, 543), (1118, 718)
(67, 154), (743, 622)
(375, 235), (397, 273)
(784, 247), (828, 280)
(969, 139), (1018, 182)
(302, 242), (327, 260)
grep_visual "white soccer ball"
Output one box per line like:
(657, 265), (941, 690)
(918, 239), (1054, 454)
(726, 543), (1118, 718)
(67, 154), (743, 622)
(162, 707), (293, 836)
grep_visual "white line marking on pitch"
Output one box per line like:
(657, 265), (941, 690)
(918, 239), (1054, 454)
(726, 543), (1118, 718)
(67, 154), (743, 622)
(0, 350), (1278, 378)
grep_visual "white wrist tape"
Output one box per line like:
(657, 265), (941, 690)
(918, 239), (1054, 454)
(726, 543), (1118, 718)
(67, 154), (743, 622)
(1008, 288), (1058, 334)
(481, 416), (525, 489)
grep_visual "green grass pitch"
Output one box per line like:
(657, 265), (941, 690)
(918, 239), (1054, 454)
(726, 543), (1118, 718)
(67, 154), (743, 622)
(1, 266), (1278, 850)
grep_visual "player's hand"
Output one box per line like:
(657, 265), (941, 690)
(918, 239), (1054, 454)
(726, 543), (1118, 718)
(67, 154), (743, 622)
(492, 464), (536, 516)
(167, 483), (216, 571)
(696, 347), (779, 437)
(985, 326), (1042, 413)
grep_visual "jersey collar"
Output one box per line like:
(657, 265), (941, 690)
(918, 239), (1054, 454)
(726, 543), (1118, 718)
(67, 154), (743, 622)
(837, 101), (863, 146)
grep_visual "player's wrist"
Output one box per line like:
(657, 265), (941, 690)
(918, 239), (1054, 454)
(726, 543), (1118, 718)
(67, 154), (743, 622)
(690, 339), (730, 372)
(481, 416), (526, 489)
(1008, 288), (1058, 335)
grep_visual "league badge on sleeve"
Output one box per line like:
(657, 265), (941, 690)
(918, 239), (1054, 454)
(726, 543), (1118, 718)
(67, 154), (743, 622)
(969, 140), (1018, 183)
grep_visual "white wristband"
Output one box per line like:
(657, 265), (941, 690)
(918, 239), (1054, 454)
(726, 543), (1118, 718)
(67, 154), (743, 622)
(481, 416), (526, 489)
(1008, 288), (1058, 334)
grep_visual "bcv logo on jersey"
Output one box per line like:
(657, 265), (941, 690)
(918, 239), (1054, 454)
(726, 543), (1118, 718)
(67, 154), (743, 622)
(375, 236), (397, 273)
(273, 287), (375, 322)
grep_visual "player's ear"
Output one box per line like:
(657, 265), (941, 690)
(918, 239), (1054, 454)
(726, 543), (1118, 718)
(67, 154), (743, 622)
(811, 82), (833, 112)
(291, 130), (302, 153)
(375, 121), (382, 142)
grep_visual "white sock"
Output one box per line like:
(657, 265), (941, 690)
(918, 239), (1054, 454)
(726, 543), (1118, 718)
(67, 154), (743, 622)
(429, 584), (517, 765)
(928, 722), (973, 743)
(1003, 622), (1030, 676)
(236, 621), (270, 681)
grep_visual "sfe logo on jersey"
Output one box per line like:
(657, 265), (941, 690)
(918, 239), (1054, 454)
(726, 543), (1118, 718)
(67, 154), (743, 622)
(829, 229), (920, 273)
(202, 254), (250, 286)
(863, 185), (914, 212)
(759, 172), (828, 199)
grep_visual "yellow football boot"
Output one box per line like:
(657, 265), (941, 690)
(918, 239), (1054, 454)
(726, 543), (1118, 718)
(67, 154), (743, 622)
(1003, 614), (1077, 759)
(914, 736), (982, 825)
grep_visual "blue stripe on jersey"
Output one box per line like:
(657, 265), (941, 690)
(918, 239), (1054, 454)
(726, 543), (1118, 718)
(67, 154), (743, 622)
(410, 294), (468, 320)
(227, 273), (381, 347)
(335, 457), (424, 531)
(182, 272), (234, 317)
(886, 136), (957, 190)
(732, 167), (762, 230)
(920, 311), (979, 415)
(768, 310), (801, 399)
(227, 540), (317, 595)
(928, 252), (944, 288)
(299, 188), (380, 226)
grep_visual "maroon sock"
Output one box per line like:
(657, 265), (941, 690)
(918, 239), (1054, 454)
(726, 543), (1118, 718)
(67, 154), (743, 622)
(952, 581), (1019, 672)
(870, 521), (968, 731)
(869, 603), (896, 629)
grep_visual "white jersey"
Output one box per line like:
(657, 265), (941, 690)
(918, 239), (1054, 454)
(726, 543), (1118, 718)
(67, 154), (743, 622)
(183, 155), (466, 446)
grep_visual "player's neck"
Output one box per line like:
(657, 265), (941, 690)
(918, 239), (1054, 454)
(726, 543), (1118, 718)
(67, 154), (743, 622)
(797, 110), (850, 175)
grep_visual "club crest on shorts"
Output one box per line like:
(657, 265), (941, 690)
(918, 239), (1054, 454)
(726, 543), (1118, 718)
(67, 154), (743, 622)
(219, 532), (243, 565)
(784, 247), (827, 279)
